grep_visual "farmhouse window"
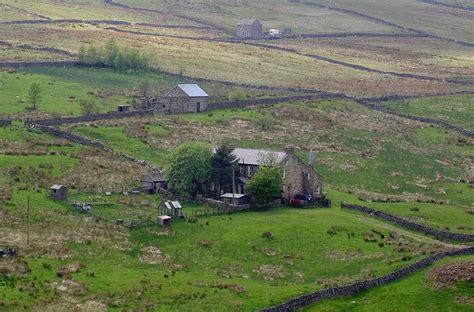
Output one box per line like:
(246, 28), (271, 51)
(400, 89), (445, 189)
(249, 166), (255, 177)
(282, 170), (286, 179)
(239, 166), (245, 175)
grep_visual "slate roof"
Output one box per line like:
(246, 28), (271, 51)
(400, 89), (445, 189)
(141, 172), (165, 183)
(236, 18), (259, 26)
(232, 148), (287, 166)
(168, 84), (208, 97)
(221, 193), (248, 199)
(50, 184), (65, 190)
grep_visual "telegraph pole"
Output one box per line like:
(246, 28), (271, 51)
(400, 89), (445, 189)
(26, 194), (30, 246)
(232, 164), (236, 204)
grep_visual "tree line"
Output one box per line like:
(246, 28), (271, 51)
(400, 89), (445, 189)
(165, 142), (282, 204)
(77, 38), (151, 72)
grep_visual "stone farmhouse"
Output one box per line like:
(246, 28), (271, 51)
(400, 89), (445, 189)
(231, 147), (323, 200)
(235, 18), (263, 38)
(141, 84), (209, 113)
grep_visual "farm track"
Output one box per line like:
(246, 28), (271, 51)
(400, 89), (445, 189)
(0, 60), (473, 138)
(420, 0), (474, 12)
(300, 1), (474, 48)
(98, 26), (474, 86)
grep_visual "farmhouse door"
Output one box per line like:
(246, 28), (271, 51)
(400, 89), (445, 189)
(197, 102), (201, 112)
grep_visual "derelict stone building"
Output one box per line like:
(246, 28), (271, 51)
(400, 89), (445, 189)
(235, 18), (263, 38)
(141, 84), (208, 114)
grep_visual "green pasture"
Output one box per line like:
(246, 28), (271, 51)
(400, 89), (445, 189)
(306, 255), (474, 312)
(381, 95), (474, 131)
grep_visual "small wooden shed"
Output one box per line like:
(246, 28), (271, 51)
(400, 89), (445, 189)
(157, 215), (172, 227)
(140, 172), (166, 194)
(50, 184), (68, 201)
(221, 193), (250, 205)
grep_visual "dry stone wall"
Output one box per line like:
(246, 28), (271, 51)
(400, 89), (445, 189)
(262, 246), (474, 312)
(341, 203), (474, 241)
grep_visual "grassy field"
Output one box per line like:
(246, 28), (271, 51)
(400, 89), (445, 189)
(308, 0), (474, 43)
(0, 66), (277, 117)
(0, 1), (473, 310)
(380, 94), (474, 131)
(0, 0), (197, 25)
(262, 37), (474, 81)
(306, 254), (474, 311)
(0, 189), (451, 311)
(329, 189), (474, 234)
(115, 0), (399, 34)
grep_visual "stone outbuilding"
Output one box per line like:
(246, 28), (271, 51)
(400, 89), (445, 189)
(140, 172), (166, 194)
(141, 84), (208, 114)
(235, 18), (263, 38)
(50, 184), (68, 201)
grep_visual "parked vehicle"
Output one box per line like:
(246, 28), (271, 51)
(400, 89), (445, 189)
(290, 193), (313, 207)
(269, 29), (282, 39)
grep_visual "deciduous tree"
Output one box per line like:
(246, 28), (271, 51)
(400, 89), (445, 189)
(246, 166), (282, 204)
(165, 142), (212, 198)
(27, 82), (42, 110)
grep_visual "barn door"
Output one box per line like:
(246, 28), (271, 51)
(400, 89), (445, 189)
(197, 102), (201, 112)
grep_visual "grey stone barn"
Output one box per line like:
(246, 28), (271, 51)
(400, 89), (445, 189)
(141, 84), (209, 114)
(235, 18), (263, 38)
(140, 172), (166, 194)
(230, 148), (323, 199)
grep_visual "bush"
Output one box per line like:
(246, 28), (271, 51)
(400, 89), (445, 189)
(77, 38), (150, 72)
(227, 90), (247, 101)
(254, 115), (275, 130)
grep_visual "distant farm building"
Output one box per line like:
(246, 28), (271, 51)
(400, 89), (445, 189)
(50, 184), (68, 201)
(117, 105), (130, 112)
(140, 172), (166, 194)
(235, 18), (263, 38)
(141, 84), (209, 113)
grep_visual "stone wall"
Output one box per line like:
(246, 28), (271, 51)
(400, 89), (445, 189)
(32, 124), (105, 148)
(0, 119), (12, 127)
(341, 203), (474, 242)
(28, 110), (155, 126)
(208, 94), (335, 110)
(261, 246), (474, 312)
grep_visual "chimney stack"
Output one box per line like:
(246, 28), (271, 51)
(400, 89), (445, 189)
(308, 150), (315, 166)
